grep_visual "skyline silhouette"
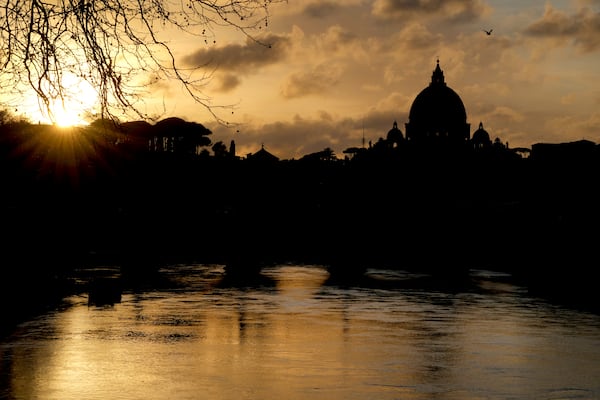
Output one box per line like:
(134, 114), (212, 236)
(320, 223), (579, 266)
(2, 102), (598, 269)
(1, 57), (600, 332)
(7, 2), (600, 161)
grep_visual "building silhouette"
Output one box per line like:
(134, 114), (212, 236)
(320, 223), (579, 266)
(471, 121), (492, 149)
(405, 60), (471, 148)
(247, 144), (279, 163)
(386, 121), (404, 147)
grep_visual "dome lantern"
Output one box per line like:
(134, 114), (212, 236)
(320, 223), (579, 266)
(431, 59), (445, 86)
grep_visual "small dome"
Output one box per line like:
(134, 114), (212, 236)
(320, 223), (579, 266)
(386, 120), (404, 143)
(472, 122), (492, 148)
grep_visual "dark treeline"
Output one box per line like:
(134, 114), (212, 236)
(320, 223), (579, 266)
(1, 117), (599, 319)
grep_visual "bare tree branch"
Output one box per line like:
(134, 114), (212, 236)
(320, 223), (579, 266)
(0, 0), (286, 124)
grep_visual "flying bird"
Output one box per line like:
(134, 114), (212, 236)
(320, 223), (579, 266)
(483, 29), (493, 35)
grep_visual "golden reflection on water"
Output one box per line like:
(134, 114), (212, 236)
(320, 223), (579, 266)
(3, 264), (600, 400)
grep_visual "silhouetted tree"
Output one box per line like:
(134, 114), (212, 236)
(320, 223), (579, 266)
(212, 141), (229, 158)
(0, 109), (16, 126)
(301, 147), (337, 162)
(0, 0), (286, 123)
(199, 148), (211, 158)
(320, 147), (337, 161)
(87, 118), (125, 148)
(153, 117), (212, 154)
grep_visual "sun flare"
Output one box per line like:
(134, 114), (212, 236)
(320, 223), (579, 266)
(35, 73), (99, 127)
(51, 103), (90, 128)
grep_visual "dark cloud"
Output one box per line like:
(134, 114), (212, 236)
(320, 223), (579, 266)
(207, 108), (411, 160)
(303, 2), (343, 18)
(280, 63), (343, 98)
(315, 25), (360, 54)
(181, 33), (291, 73)
(524, 5), (600, 52)
(209, 115), (360, 159)
(362, 109), (410, 138)
(580, 113), (600, 136)
(579, 0), (600, 7)
(395, 23), (443, 50)
(215, 73), (241, 92)
(372, 0), (489, 22)
(323, 25), (359, 47)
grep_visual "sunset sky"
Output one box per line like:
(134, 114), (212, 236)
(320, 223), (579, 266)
(17, 0), (600, 160)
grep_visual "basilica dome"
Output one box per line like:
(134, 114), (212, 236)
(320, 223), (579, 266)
(405, 61), (470, 146)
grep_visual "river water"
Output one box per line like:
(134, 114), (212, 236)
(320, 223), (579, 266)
(1, 264), (600, 400)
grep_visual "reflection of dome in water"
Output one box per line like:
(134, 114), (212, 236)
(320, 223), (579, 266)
(405, 60), (470, 145)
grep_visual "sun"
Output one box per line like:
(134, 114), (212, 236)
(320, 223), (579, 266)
(34, 72), (100, 127)
(51, 103), (90, 128)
